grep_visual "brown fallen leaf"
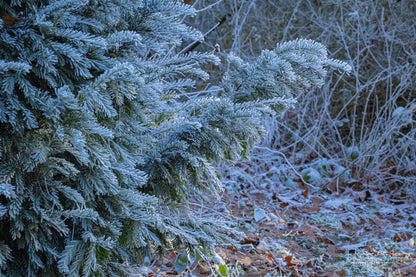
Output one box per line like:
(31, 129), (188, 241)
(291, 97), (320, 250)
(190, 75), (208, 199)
(287, 222), (298, 228)
(336, 269), (347, 276)
(2, 13), (23, 26)
(239, 256), (252, 266)
(317, 235), (335, 245)
(284, 256), (295, 267)
(299, 225), (317, 240)
(363, 245), (377, 255)
(393, 232), (410, 242)
(306, 260), (314, 268)
(326, 178), (346, 193)
(193, 264), (210, 275)
(305, 196), (323, 212)
(280, 202), (290, 208)
(302, 187), (309, 198)
(242, 237), (260, 245)
(165, 261), (173, 267)
(244, 168), (255, 174)
(327, 245), (341, 260)
(283, 255), (301, 268)
(166, 269), (179, 275)
(380, 160), (396, 177)
(393, 233), (402, 242)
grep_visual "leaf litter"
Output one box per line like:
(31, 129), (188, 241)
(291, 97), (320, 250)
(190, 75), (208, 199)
(140, 147), (415, 276)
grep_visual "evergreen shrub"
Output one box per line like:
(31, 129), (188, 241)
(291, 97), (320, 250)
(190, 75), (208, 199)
(0, 0), (348, 275)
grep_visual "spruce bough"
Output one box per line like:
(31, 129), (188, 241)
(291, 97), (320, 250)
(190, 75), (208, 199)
(0, 0), (350, 275)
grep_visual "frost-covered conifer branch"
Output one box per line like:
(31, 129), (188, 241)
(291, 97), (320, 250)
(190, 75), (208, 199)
(223, 39), (351, 111)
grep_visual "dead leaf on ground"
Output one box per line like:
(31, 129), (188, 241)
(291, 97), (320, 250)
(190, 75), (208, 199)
(335, 269), (347, 276)
(302, 187), (309, 198)
(2, 13), (23, 26)
(393, 232), (411, 242)
(242, 237), (260, 245)
(327, 245), (341, 260)
(299, 225), (317, 239)
(306, 260), (314, 268)
(239, 256), (252, 267)
(193, 263), (210, 275)
(326, 178), (346, 193)
(303, 196), (323, 212)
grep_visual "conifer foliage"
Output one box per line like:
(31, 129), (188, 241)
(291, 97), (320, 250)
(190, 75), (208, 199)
(0, 0), (349, 275)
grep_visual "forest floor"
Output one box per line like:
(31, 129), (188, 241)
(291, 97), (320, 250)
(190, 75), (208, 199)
(143, 148), (416, 277)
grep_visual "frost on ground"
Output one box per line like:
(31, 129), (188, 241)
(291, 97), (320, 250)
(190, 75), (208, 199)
(142, 146), (415, 277)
